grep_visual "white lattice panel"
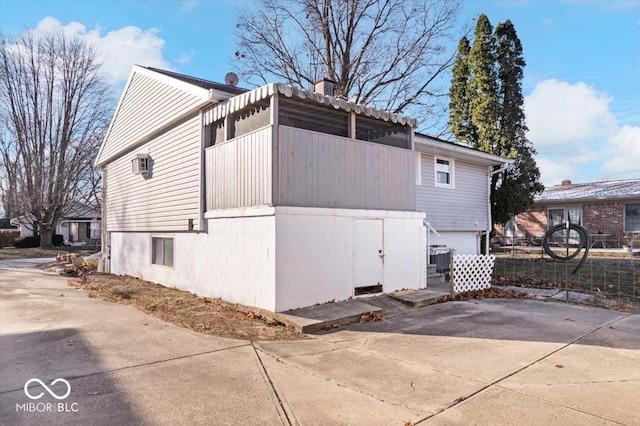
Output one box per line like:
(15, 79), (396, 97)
(453, 254), (495, 293)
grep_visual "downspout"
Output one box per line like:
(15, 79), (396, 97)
(100, 165), (108, 273)
(423, 219), (441, 288)
(199, 110), (207, 234)
(487, 163), (509, 254)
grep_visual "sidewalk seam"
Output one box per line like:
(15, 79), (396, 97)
(255, 346), (426, 413)
(0, 343), (251, 395)
(413, 313), (633, 424)
(251, 342), (296, 426)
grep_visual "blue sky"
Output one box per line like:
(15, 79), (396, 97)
(1, 0), (638, 186)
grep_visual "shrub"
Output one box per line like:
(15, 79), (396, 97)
(52, 234), (64, 246)
(13, 235), (41, 248)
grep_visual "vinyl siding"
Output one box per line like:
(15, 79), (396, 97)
(276, 126), (415, 211)
(105, 115), (201, 231)
(98, 72), (206, 165)
(416, 153), (488, 231)
(205, 127), (273, 210)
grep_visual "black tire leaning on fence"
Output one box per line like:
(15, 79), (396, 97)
(542, 223), (591, 274)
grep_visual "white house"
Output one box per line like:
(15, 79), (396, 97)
(96, 66), (507, 312)
(11, 202), (101, 245)
(95, 66), (429, 312)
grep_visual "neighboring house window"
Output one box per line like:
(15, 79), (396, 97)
(152, 237), (174, 267)
(625, 203), (640, 232)
(547, 208), (564, 243)
(548, 207), (582, 227)
(548, 207), (582, 242)
(567, 207), (582, 225)
(548, 208), (564, 227)
(416, 152), (422, 185)
(434, 157), (454, 188)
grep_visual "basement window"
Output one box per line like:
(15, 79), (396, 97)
(151, 236), (174, 268)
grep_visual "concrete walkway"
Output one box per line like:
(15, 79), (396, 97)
(1, 264), (638, 425)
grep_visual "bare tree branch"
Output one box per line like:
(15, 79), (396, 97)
(0, 29), (111, 247)
(234, 0), (460, 131)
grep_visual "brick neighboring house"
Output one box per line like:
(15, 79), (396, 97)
(500, 179), (640, 248)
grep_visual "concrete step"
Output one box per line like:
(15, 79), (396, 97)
(427, 263), (438, 274)
(389, 287), (450, 308)
(427, 273), (446, 284)
(275, 300), (383, 333)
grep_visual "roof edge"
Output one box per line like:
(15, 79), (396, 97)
(203, 82), (418, 127)
(414, 134), (510, 165)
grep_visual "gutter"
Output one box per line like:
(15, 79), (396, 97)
(486, 162), (511, 254)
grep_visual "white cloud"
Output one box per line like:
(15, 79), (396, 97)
(525, 79), (639, 186)
(181, 1), (200, 13)
(176, 51), (194, 65)
(525, 79), (617, 146)
(601, 125), (640, 176)
(31, 17), (174, 87)
(535, 157), (578, 187)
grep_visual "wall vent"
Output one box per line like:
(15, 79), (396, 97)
(354, 284), (383, 296)
(132, 154), (150, 176)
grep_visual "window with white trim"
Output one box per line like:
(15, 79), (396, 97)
(434, 157), (454, 188)
(152, 237), (174, 267)
(625, 203), (640, 232)
(415, 152), (422, 185)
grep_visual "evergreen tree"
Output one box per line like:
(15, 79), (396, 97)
(448, 14), (543, 226)
(448, 37), (476, 143)
(493, 20), (544, 224)
(467, 14), (500, 154)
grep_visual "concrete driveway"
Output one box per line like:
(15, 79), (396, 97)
(1, 264), (638, 425)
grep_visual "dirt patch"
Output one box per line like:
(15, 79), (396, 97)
(67, 273), (306, 341)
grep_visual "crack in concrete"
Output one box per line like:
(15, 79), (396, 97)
(412, 313), (633, 424)
(492, 386), (630, 426)
(255, 346), (432, 415)
(0, 342), (251, 395)
(335, 337), (487, 384)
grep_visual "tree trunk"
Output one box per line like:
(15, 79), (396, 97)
(39, 228), (53, 248)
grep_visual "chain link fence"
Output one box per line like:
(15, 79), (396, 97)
(492, 246), (639, 308)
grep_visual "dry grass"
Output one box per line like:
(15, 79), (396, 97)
(67, 273), (306, 341)
(493, 251), (640, 304)
(0, 246), (97, 260)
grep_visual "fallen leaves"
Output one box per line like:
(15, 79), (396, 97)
(67, 274), (305, 341)
(436, 287), (533, 303)
(359, 311), (382, 323)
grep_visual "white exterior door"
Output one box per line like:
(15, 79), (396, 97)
(353, 219), (384, 290)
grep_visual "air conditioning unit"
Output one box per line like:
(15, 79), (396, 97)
(132, 154), (150, 176)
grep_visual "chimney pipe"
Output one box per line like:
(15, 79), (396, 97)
(561, 179), (572, 186)
(314, 78), (336, 97)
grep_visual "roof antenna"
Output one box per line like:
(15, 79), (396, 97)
(225, 72), (239, 87)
